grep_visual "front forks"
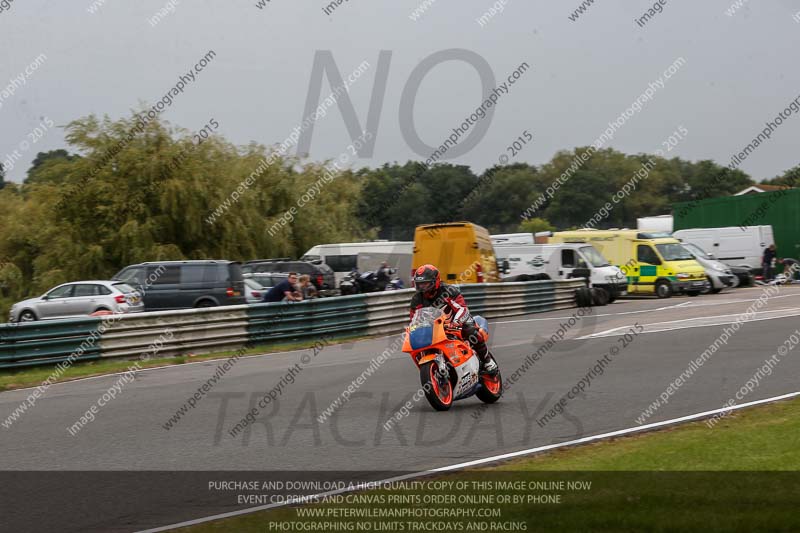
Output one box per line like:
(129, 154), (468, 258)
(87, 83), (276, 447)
(434, 354), (450, 386)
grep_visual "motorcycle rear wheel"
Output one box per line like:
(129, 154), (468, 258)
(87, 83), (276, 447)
(476, 371), (503, 404)
(420, 361), (453, 411)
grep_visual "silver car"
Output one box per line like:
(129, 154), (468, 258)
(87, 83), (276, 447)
(681, 243), (735, 293)
(243, 273), (289, 303)
(9, 281), (144, 322)
(244, 277), (268, 304)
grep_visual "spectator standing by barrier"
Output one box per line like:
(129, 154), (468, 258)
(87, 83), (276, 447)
(762, 244), (778, 282)
(264, 272), (302, 303)
(297, 275), (318, 300)
(376, 262), (392, 286)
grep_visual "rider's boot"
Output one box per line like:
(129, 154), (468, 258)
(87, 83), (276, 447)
(462, 321), (498, 376)
(475, 341), (498, 376)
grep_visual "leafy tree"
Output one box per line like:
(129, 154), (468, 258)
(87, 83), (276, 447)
(355, 162), (476, 239)
(762, 165), (800, 187)
(461, 163), (543, 232)
(669, 159), (752, 202)
(518, 217), (555, 234)
(0, 112), (369, 318)
(0, 162), (5, 190)
(25, 149), (80, 185)
(539, 148), (636, 228)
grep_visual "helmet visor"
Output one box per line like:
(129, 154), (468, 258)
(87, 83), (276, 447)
(415, 280), (435, 294)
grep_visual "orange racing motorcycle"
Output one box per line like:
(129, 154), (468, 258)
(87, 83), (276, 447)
(402, 307), (503, 411)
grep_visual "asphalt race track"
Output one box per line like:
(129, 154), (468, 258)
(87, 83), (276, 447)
(3, 286), (800, 531)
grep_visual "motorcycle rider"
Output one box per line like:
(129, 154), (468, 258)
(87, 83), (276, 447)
(409, 264), (498, 375)
(376, 261), (392, 285)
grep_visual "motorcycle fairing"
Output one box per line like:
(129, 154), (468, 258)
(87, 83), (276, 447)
(452, 355), (481, 400)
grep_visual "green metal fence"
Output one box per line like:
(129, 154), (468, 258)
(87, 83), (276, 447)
(0, 279), (583, 369)
(0, 318), (103, 369)
(674, 189), (800, 260)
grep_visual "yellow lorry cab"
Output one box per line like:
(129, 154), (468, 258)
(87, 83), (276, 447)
(550, 230), (708, 298)
(412, 222), (500, 284)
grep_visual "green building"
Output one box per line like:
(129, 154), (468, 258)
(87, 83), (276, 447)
(673, 189), (800, 260)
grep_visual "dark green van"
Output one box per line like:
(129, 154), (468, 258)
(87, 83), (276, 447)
(113, 260), (246, 310)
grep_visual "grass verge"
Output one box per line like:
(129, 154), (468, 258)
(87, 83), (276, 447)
(178, 397), (800, 532)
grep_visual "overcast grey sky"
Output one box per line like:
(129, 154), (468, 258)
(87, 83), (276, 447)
(1, 0), (799, 184)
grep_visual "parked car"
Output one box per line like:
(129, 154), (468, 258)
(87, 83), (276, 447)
(243, 278), (263, 303)
(113, 260), (245, 310)
(9, 281), (143, 322)
(680, 242), (736, 294)
(243, 259), (335, 293)
(242, 275), (289, 303)
(728, 266), (754, 288)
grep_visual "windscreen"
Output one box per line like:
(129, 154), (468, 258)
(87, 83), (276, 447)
(408, 307), (444, 350)
(655, 243), (694, 261)
(580, 246), (610, 267)
(682, 242), (706, 258)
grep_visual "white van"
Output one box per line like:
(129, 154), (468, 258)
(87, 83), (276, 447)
(491, 232), (534, 246)
(495, 243), (628, 301)
(672, 226), (774, 271)
(301, 241), (413, 285)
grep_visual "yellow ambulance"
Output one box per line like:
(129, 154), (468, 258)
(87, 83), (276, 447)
(412, 222), (500, 283)
(549, 229), (708, 298)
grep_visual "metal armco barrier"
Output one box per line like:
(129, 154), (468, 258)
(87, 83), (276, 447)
(0, 279), (585, 369)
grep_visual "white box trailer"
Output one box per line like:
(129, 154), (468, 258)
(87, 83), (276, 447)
(494, 243), (628, 301)
(637, 215), (673, 233)
(302, 241), (413, 285)
(672, 226), (774, 271)
(356, 252), (412, 285)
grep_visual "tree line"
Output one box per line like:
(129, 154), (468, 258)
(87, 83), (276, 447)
(0, 112), (796, 318)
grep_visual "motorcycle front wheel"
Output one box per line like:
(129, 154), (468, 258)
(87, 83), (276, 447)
(476, 371), (503, 404)
(420, 361), (453, 411)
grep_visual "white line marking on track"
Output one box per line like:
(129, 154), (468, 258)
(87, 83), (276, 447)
(137, 390), (800, 533)
(580, 307), (800, 338)
(494, 301), (690, 324)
